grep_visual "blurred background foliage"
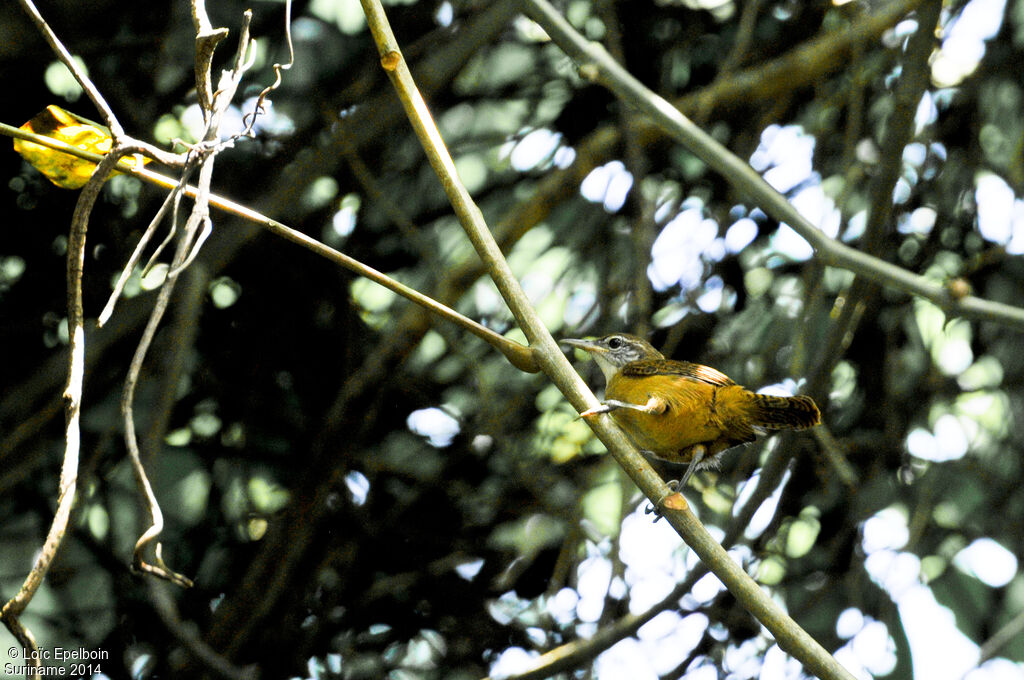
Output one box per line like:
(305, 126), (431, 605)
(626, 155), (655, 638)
(1, 0), (1023, 678)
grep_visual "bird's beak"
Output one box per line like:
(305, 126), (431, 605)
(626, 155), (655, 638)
(560, 338), (605, 355)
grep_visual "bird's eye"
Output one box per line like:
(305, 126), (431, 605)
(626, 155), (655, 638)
(607, 336), (623, 349)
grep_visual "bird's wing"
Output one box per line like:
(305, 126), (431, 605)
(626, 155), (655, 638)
(620, 359), (736, 386)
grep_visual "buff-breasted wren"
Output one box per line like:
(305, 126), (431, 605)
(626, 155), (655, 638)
(562, 333), (821, 488)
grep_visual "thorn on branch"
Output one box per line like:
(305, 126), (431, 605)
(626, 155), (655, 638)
(578, 62), (600, 82)
(381, 50), (402, 71)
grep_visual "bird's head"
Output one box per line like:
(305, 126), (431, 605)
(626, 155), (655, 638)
(560, 333), (664, 382)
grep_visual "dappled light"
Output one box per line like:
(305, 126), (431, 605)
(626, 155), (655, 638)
(1, 0), (1023, 678)
(580, 160), (634, 213)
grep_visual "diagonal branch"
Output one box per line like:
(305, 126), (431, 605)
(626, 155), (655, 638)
(684, 0), (924, 115)
(16, 0), (184, 169)
(494, 446), (799, 680)
(357, 2), (856, 680)
(16, 0), (123, 136)
(0, 121), (537, 373)
(520, 0), (1024, 332)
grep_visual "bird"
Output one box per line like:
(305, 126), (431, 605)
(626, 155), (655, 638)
(562, 333), (821, 489)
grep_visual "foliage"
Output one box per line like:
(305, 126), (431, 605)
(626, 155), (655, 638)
(12, 105), (149, 189)
(1, 0), (1023, 679)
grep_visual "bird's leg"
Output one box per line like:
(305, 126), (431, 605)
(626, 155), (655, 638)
(673, 444), (706, 490)
(644, 444), (707, 521)
(579, 396), (668, 418)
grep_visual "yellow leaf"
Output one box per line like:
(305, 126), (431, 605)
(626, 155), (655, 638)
(12, 105), (147, 189)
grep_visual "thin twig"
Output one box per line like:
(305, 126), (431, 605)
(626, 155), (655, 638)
(123, 5), (259, 588)
(242, 0), (295, 136)
(0, 121), (538, 372)
(98, 169), (195, 325)
(191, 0), (230, 117)
(141, 189), (186, 276)
(15, 0), (123, 136)
(121, 175), (205, 588)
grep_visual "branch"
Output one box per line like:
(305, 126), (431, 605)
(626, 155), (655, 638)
(865, 0), (942, 250)
(595, 0), (655, 334)
(404, 0), (933, 341)
(0, 120), (537, 373)
(4, 3), (199, 651)
(15, 0), (123, 137)
(978, 609), (1024, 665)
(494, 445), (798, 680)
(123, 3), (274, 587)
(148, 581), (259, 680)
(0, 146), (127, 662)
(684, 0), (924, 115)
(520, 0), (1024, 332)
(242, 0), (294, 137)
(190, 0), (230, 116)
(357, 2), (856, 680)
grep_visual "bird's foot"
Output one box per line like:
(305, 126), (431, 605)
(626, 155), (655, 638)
(642, 446), (707, 522)
(643, 479), (679, 522)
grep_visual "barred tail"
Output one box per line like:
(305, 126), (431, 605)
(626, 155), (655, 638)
(750, 394), (821, 430)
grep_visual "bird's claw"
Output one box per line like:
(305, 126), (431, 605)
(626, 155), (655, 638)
(644, 479), (682, 522)
(644, 502), (664, 522)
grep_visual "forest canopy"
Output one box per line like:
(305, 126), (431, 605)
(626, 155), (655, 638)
(1, 0), (1023, 679)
